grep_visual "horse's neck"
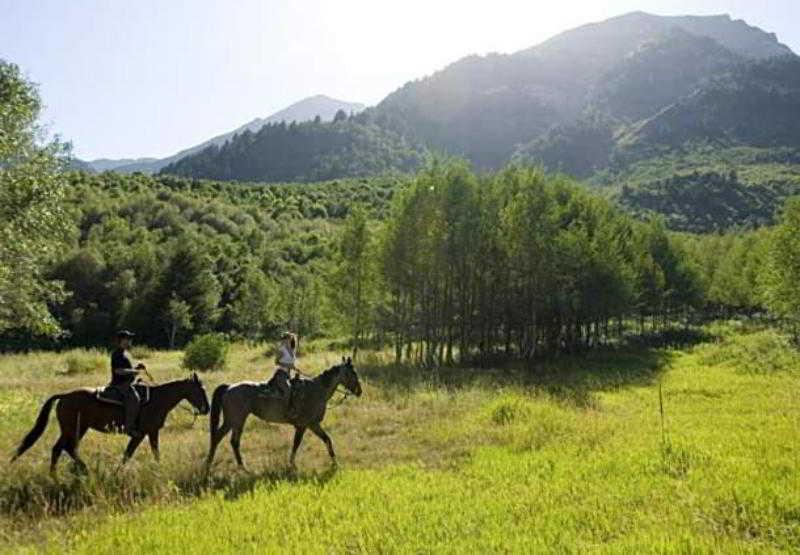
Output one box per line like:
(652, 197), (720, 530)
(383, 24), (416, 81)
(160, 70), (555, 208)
(318, 368), (341, 401)
(154, 381), (189, 411)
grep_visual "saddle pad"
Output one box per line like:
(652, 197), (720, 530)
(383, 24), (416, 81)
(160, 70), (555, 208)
(95, 385), (150, 406)
(255, 382), (283, 397)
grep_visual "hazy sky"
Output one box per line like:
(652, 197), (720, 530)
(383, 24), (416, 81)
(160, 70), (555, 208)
(2, 0), (798, 160)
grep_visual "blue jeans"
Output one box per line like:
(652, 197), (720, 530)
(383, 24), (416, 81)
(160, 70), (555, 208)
(269, 368), (291, 396)
(114, 383), (140, 435)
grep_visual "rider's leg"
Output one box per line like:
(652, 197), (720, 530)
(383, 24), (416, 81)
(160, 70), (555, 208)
(278, 369), (301, 420)
(122, 384), (142, 437)
(122, 434), (145, 464)
(148, 431), (160, 462)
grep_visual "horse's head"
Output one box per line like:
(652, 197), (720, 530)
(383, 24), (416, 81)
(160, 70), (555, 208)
(186, 372), (210, 415)
(338, 356), (362, 397)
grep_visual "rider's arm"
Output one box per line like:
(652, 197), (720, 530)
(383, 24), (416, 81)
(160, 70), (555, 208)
(113, 366), (139, 377)
(112, 350), (140, 376)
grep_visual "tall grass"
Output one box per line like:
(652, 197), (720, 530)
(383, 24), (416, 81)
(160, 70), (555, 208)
(0, 323), (798, 551)
(63, 350), (107, 375)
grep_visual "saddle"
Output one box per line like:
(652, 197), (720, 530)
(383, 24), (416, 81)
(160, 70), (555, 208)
(95, 383), (151, 406)
(257, 376), (310, 401)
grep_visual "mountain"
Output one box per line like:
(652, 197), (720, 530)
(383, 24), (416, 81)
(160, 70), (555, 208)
(368, 12), (793, 169)
(617, 56), (800, 157)
(86, 157), (158, 173)
(589, 27), (744, 122)
(160, 115), (423, 183)
(131, 11), (800, 231)
(86, 95), (365, 174)
(513, 50), (800, 170)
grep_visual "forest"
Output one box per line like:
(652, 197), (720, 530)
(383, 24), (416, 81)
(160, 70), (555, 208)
(160, 111), (424, 183)
(3, 58), (800, 358)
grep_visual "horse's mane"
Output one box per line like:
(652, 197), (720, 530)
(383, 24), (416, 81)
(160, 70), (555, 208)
(315, 363), (343, 387)
(152, 376), (198, 389)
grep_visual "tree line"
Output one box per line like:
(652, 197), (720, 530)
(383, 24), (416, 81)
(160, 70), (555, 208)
(336, 163), (800, 363)
(343, 162), (703, 364)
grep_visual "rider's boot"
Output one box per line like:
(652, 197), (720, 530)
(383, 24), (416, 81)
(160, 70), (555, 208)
(123, 389), (143, 438)
(285, 388), (301, 422)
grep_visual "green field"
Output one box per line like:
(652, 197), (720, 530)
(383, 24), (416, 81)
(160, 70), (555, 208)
(1, 323), (798, 553)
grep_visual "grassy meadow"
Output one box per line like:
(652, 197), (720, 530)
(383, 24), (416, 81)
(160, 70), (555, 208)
(0, 322), (798, 553)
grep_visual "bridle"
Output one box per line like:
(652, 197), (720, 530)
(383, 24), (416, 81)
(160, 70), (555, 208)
(296, 365), (357, 408)
(330, 384), (354, 407)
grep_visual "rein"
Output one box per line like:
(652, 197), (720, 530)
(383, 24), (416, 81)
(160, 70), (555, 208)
(179, 403), (200, 426)
(330, 385), (352, 407)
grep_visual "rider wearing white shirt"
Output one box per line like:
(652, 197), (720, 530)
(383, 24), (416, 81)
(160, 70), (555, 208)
(277, 341), (296, 370)
(267, 332), (300, 418)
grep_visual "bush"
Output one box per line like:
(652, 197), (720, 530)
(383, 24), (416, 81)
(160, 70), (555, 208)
(696, 327), (800, 373)
(63, 350), (107, 375)
(183, 334), (229, 372)
(485, 394), (531, 425)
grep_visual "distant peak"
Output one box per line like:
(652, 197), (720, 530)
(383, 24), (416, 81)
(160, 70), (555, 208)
(290, 94), (364, 106)
(304, 94), (334, 101)
(618, 10), (655, 18)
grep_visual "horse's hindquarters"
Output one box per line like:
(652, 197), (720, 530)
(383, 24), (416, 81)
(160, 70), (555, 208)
(56, 392), (124, 434)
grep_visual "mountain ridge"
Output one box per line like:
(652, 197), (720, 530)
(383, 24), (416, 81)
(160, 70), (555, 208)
(86, 94), (364, 174)
(369, 11), (794, 169)
(94, 10), (800, 217)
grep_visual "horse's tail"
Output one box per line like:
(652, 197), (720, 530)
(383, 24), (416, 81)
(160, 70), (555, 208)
(209, 384), (228, 438)
(11, 394), (63, 462)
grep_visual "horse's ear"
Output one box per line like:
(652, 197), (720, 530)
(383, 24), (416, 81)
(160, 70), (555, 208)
(192, 372), (199, 382)
(346, 356), (352, 365)
(341, 356), (346, 364)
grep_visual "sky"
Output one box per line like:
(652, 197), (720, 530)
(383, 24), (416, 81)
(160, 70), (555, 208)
(1, 0), (798, 161)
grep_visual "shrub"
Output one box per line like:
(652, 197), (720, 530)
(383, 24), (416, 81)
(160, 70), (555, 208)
(485, 394), (531, 425)
(696, 328), (800, 373)
(63, 350), (107, 375)
(183, 334), (229, 372)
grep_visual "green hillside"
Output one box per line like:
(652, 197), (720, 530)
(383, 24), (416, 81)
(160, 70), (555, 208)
(596, 145), (800, 232)
(160, 115), (424, 183)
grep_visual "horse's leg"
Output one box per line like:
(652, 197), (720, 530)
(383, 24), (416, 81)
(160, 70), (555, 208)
(309, 424), (336, 463)
(289, 426), (306, 468)
(50, 435), (67, 475)
(205, 420), (231, 469)
(148, 431), (160, 462)
(64, 435), (88, 473)
(121, 434), (145, 465)
(230, 423), (246, 469)
(62, 411), (89, 473)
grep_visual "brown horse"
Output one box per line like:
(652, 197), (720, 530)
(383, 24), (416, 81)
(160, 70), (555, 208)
(205, 357), (361, 471)
(11, 374), (210, 472)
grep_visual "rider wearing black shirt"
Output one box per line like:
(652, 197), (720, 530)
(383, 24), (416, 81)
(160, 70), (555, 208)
(111, 330), (145, 437)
